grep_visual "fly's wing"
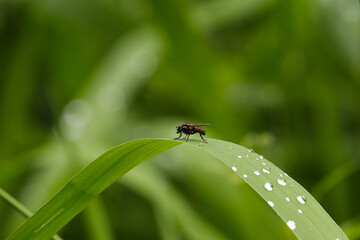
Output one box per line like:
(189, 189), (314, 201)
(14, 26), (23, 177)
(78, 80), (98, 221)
(193, 123), (211, 126)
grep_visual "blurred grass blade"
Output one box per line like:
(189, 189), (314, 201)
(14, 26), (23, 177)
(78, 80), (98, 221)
(83, 198), (116, 240)
(0, 188), (33, 219)
(122, 163), (229, 240)
(341, 216), (360, 240)
(0, 188), (63, 240)
(311, 161), (360, 201)
(8, 138), (348, 240)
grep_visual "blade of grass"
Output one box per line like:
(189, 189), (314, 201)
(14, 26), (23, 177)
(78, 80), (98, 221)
(188, 139), (348, 240)
(7, 138), (348, 240)
(0, 188), (33, 219)
(341, 216), (360, 240)
(83, 198), (116, 240)
(311, 161), (360, 201)
(0, 188), (63, 240)
(7, 139), (181, 240)
(121, 163), (229, 240)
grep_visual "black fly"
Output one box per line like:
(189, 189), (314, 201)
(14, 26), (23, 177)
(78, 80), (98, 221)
(174, 123), (210, 143)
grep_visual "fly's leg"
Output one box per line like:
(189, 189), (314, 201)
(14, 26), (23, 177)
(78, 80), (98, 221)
(174, 132), (182, 140)
(200, 134), (207, 143)
(185, 134), (190, 142)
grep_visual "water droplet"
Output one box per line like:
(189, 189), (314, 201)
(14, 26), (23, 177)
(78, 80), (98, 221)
(296, 195), (307, 204)
(262, 162), (266, 165)
(237, 155), (242, 159)
(264, 182), (273, 191)
(246, 154), (249, 157)
(262, 167), (271, 174)
(334, 238), (342, 240)
(284, 173), (288, 176)
(267, 201), (274, 207)
(287, 220), (296, 230)
(260, 155), (264, 159)
(229, 146), (233, 149)
(248, 149), (254, 152)
(254, 170), (260, 176)
(232, 166), (237, 172)
(285, 197), (290, 202)
(298, 209), (303, 214)
(280, 173), (284, 177)
(277, 178), (287, 186)
(243, 174), (248, 178)
(256, 158), (259, 160)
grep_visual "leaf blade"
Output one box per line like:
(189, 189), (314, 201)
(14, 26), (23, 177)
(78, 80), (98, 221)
(7, 139), (182, 240)
(8, 138), (348, 240)
(191, 139), (348, 240)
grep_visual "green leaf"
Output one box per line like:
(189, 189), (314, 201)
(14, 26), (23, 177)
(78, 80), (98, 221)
(189, 139), (348, 240)
(0, 188), (63, 240)
(7, 139), (181, 240)
(8, 138), (348, 240)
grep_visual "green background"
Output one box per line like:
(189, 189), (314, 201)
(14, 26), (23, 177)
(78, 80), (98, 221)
(0, 0), (359, 239)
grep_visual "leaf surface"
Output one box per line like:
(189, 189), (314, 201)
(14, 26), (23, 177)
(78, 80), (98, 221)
(8, 138), (348, 240)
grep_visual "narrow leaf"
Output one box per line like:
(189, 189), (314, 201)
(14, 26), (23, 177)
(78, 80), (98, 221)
(8, 138), (348, 240)
(188, 139), (348, 240)
(7, 139), (181, 240)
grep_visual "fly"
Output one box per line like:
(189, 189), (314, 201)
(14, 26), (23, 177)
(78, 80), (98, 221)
(174, 123), (210, 143)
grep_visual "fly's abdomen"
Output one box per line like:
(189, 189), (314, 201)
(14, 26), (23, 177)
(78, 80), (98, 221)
(195, 127), (206, 135)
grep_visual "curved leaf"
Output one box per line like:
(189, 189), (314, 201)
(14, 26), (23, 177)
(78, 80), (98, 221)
(7, 139), (181, 240)
(189, 139), (348, 240)
(8, 138), (348, 240)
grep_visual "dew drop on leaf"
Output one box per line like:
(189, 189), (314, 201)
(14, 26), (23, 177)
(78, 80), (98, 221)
(237, 155), (242, 159)
(267, 201), (274, 207)
(285, 197), (290, 202)
(297, 195), (307, 204)
(243, 174), (248, 178)
(259, 155), (264, 159)
(232, 166), (237, 172)
(264, 182), (273, 191)
(287, 220), (296, 230)
(277, 178), (287, 186)
(262, 167), (270, 174)
(298, 209), (303, 214)
(248, 149), (254, 152)
(254, 170), (260, 176)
